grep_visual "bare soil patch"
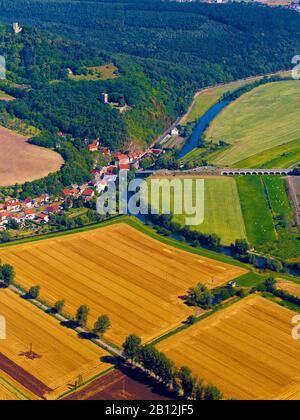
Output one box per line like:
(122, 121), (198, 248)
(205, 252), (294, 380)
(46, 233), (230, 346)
(0, 126), (63, 186)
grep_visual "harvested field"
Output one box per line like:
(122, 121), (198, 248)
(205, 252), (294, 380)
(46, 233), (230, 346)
(0, 223), (247, 346)
(0, 374), (35, 400)
(277, 279), (300, 298)
(0, 125), (63, 186)
(64, 368), (172, 401)
(158, 295), (300, 400)
(0, 289), (111, 399)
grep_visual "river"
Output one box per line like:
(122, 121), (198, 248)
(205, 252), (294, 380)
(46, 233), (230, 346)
(178, 100), (229, 159)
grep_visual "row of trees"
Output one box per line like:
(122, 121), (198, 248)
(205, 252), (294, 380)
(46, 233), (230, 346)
(75, 304), (111, 337)
(122, 335), (223, 400)
(147, 213), (221, 250)
(253, 277), (300, 308)
(17, 283), (112, 337)
(147, 214), (288, 275)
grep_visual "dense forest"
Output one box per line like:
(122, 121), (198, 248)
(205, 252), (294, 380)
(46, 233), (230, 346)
(1, 1), (300, 144)
(0, 0), (299, 83)
(0, 0), (299, 193)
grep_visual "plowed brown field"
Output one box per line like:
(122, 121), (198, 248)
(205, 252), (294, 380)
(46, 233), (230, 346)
(0, 125), (63, 186)
(0, 223), (246, 346)
(0, 289), (111, 399)
(158, 295), (300, 400)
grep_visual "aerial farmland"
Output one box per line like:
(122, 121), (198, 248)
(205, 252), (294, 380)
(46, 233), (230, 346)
(158, 295), (300, 400)
(0, 126), (64, 186)
(206, 81), (300, 168)
(0, 0), (300, 403)
(0, 223), (247, 346)
(0, 288), (111, 399)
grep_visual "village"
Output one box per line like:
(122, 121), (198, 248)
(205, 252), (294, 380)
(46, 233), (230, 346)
(0, 126), (181, 232)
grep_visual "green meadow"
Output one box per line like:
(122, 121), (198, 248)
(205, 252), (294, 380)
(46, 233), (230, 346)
(263, 177), (300, 259)
(149, 177), (247, 245)
(234, 138), (300, 169)
(206, 81), (300, 167)
(183, 79), (254, 125)
(235, 176), (277, 246)
(236, 176), (300, 259)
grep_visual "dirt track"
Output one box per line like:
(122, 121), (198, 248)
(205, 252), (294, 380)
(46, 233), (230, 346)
(0, 126), (64, 186)
(287, 176), (300, 225)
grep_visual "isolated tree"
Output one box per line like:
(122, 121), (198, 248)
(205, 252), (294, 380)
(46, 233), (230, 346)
(54, 300), (65, 314)
(29, 285), (40, 299)
(186, 315), (197, 325)
(93, 314), (111, 337)
(123, 335), (142, 363)
(76, 305), (89, 327)
(186, 283), (213, 309)
(1, 264), (15, 286)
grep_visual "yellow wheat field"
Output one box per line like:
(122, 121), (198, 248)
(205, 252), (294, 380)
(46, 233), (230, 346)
(0, 383), (20, 400)
(0, 289), (111, 399)
(0, 223), (246, 346)
(158, 295), (300, 400)
(277, 279), (300, 298)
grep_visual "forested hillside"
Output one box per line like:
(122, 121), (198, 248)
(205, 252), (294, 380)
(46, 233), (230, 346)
(0, 0), (299, 193)
(0, 1), (299, 145)
(0, 26), (184, 150)
(0, 0), (299, 83)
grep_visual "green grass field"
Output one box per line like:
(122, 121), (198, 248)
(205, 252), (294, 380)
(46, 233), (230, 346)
(206, 81), (300, 167)
(235, 139), (300, 169)
(262, 177), (300, 259)
(235, 177), (277, 246)
(264, 177), (293, 217)
(149, 177), (247, 245)
(69, 63), (118, 81)
(183, 79), (254, 125)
